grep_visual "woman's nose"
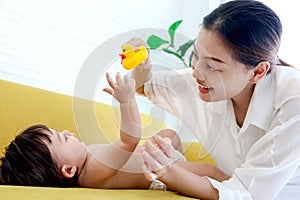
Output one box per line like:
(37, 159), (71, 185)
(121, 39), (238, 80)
(192, 66), (204, 80)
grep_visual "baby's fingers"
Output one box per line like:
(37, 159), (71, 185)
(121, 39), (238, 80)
(123, 74), (130, 82)
(106, 72), (115, 89)
(103, 88), (113, 95)
(116, 72), (122, 83)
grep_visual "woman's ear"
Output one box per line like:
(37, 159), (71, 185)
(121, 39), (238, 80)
(249, 61), (270, 84)
(61, 165), (77, 178)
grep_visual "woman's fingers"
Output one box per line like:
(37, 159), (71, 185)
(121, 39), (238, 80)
(142, 161), (158, 181)
(141, 146), (173, 180)
(154, 135), (185, 162)
(144, 138), (180, 167)
(144, 140), (170, 166)
(141, 147), (163, 171)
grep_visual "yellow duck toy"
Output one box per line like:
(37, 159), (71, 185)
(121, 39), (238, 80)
(119, 44), (148, 70)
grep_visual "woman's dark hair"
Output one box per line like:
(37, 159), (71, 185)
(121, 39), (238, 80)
(203, 0), (289, 69)
(0, 124), (78, 187)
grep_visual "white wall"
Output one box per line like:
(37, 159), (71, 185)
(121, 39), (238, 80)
(260, 0), (300, 68)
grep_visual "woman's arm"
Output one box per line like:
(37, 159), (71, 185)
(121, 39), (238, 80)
(141, 135), (228, 199)
(160, 164), (220, 199)
(126, 37), (152, 94)
(176, 161), (230, 182)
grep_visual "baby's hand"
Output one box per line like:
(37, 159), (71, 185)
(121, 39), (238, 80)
(103, 72), (136, 103)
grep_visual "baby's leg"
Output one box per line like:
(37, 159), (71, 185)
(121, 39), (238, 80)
(154, 129), (184, 156)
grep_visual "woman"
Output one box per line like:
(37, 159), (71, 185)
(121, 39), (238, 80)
(130, 0), (300, 199)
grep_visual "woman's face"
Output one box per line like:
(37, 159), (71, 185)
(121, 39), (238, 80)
(192, 28), (253, 102)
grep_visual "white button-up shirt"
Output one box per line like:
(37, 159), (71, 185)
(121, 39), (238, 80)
(144, 66), (300, 199)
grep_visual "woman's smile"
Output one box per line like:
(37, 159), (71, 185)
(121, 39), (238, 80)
(196, 79), (213, 94)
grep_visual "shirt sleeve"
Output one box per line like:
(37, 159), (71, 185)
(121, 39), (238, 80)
(144, 68), (198, 117)
(208, 98), (300, 199)
(207, 176), (252, 199)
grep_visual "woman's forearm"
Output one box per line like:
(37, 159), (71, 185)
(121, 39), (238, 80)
(160, 164), (219, 199)
(131, 61), (152, 94)
(177, 162), (230, 182)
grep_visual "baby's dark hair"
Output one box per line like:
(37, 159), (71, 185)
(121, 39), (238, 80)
(0, 124), (78, 187)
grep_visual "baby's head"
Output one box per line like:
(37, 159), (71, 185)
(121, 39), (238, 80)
(0, 124), (81, 187)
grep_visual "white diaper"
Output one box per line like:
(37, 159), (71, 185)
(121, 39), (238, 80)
(148, 180), (167, 190)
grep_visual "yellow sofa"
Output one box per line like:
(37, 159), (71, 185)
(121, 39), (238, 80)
(0, 79), (215, 199)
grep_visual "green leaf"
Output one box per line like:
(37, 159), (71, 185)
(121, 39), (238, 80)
(162, 48), (181, 59)
(178, 39), (196, 57)
(146, 35), (169, 50)
(188, 51), (194, 68)
(168, 20), (183, 46)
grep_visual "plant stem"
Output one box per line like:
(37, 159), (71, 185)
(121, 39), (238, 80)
(167, 46), (189, 68)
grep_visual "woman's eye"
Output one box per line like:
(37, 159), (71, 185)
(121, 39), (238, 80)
(64, 135), (68, 141)
(207, 65), (218, 71)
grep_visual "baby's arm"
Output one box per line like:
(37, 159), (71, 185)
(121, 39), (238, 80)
(104, 72), (141, 151)
(99, 72), (141, 175)
(80, 73), (141, 188)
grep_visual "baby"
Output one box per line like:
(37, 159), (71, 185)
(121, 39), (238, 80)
(0, 72), (228, 189)
(0, 72), (184, 189)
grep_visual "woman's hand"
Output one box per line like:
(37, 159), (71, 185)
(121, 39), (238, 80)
(124, 37), (150, 55)
(124, 37), (152, 69)
(125, 37), (153, 94)
(103, 72), (136, 103)
(141, 135), (185, 181)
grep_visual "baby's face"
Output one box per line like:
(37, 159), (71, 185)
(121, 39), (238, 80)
(43, 129), (87, 170)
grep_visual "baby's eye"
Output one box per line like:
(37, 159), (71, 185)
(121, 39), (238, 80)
(207, 65), (218, 72)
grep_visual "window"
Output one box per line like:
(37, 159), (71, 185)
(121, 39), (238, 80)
(0, 0), (183, 97)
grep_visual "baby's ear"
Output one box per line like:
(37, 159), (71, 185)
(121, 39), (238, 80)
(61, 165), (77, 178)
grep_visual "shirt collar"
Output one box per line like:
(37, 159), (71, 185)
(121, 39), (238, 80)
(204, 100), (227, 114)
(204, 70), (275, 132)
(242, 70), (275, 131)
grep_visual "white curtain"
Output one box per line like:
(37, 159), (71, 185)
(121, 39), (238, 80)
(0, 0), (183, 96)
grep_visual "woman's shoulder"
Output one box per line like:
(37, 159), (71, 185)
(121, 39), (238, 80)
(275, 65), (300, 78)
(272, 66), (300, 107)
(273, 66), (300, 86)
